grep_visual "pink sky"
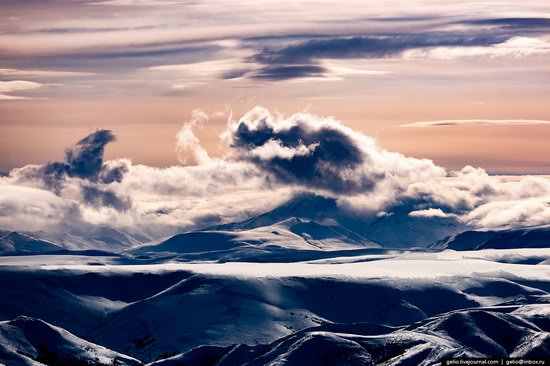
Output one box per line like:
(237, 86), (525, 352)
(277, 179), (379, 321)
(1, 0), (549, 173)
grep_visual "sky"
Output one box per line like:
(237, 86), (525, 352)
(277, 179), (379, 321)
(0, 0), (549, 174)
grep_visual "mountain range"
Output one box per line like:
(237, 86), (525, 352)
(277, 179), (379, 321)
(2, 193), (548, 259)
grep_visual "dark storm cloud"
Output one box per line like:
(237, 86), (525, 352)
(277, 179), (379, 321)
(36, 24), (161, 34)
(250, 34), (511, 65)
(221, 68), (252, 80)
(12, 130), (131, 211)
(222, 33), (515, 80)
(249, 65), (327, 81)
(230, 117), (380, 194)
(99, 160), (130, 184)
(30, 129), (127, 188)
(63, 129), (116, 180)
(462, 17), (550, 30)
(81, 185), (131, 211)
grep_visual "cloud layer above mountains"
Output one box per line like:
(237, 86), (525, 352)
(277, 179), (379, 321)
(1, 107), (550, 238)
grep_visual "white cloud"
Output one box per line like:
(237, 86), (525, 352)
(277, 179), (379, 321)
(176, 109), (212, 166)
(0, 80), (42, 100)
(92, 0), (182, 5)
(149, 59), (248, 80)
(403, 37), (550, 60)
(0, 68), (95, 78)
(399, 119), (550, 128)
(0, 185), (83, 232)
(250, 140), (319, 160)
(409, 208), (456, 219)
(321, 61), (393, 77)
(465, 198), (550, 229)
(3, 107), (550, 238)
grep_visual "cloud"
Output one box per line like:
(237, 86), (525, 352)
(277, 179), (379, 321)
(408, 208), (456, 219)
(99, 159), (130, 184)
(229, 60), (392, 81)
(81, 184), (132, 211)
(235, 33), (515, 80)
(2, 3), (547, 89)
(0, 80), (41, 100)
(250, 34), (510, 65)
(463, 17), (550, 30)
(402, 169), (550, 230)
(9, 129), (131, 210)
(402, 36), (550, 59)
(176, 109), (212, 166)
(3, 107), (550, 238)
(225, 107), (444, 195)
(0, 68), (95, 77)
(0, 185), (84, 233)
(399, 119), (550, 128)
(321, 62), (392, 77)
(63, 129), (117, 180)
(92, 0), (182, 5)
(465, 197), (550, 229)
(226, 108), (373, 193)
(149, 59), (249, 80)
(249, 65), (327, 81)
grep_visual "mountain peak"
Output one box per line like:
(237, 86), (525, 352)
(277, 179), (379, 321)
(211, 192), (338, 232)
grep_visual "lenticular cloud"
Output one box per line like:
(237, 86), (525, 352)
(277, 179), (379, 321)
(1, 106), (550, 238)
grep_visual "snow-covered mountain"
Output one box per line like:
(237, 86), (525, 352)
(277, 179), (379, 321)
(1, 197), (549, 364)
(364, 207), (464, 249)
(132, 193), (465, 258)
(131, 216), (380, 261)
(210, 193), (342, 231)
(0, 230), (62, 254)
(0, 248), (548, 364)
(1, 193), (546, 258)
(212, 193), (465, 249)
(431, 225), (550, 250)
(36, 225), (151, 253)
(151, 305), (550, 365)
(90, 272), (479, 361)
(0, 226), (151, 255)
(0, 316), (140, 366)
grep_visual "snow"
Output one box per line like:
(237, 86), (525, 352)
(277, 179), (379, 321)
(0, 231), (61, 254)
(149, 306), (550, 365)
(27, 252), (549, 282)
(210, 193), (465, 248)
(0, 247), (547, 363)
(431, 225), (550, 251)
(0, 316), (141, 366)
(0, 226), (150, 255)
(0, 193), (548, 364)
(131, 218), (380, 257)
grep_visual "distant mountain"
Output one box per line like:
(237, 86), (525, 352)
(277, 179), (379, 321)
(0, 230), (62, 254)
(0, 225), (151, 255)
(211, 192), (464, 249)
(0, 316), (140, 366)
(211, 193), (340, 231)
(134, 193), (467, 257)
(431, 225), (550, 250)
(364, 209), (464, 249)
(36, 225), (150, 253)
(131, 216), (380, 257)
(0, 193), (468, 256)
